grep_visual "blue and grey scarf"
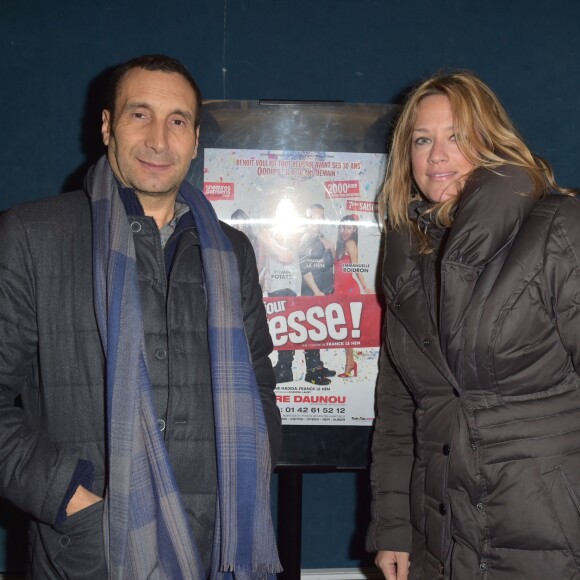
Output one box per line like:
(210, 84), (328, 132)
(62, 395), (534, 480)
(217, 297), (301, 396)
(90, 156), (281, 579)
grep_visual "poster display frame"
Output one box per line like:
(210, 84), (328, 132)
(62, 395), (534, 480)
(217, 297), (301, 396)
(188, 99), (399, 470)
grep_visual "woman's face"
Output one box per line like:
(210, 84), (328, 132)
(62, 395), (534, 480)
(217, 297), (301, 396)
(339, 224), (356, 241)
(411, 94), (475, 203)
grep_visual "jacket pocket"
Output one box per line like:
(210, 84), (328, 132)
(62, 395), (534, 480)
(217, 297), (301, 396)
(49, 499), (107, 579)
(541, 465), (580, 567)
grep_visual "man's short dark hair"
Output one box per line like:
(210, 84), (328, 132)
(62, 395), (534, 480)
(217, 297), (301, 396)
(306, 203), (325, 218)
(105, 54), (202, 127)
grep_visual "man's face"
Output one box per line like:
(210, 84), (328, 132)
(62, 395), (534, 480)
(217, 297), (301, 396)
(102, 68), (199, 200)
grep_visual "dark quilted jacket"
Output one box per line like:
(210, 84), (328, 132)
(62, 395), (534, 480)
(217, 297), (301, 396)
(367, 165), (580, 579)
(0, 187), (281, 578)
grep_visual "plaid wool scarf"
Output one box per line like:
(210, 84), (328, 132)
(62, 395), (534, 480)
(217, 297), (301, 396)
(89, 156), (281, 579)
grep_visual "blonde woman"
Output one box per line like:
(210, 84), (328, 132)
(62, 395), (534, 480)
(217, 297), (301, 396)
(367, 71), (579, 579)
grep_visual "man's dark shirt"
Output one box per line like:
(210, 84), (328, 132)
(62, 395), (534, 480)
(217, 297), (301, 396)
(299, 233), (334, 296)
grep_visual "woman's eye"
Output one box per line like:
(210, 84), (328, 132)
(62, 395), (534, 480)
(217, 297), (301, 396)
(415, 137), (430, 145)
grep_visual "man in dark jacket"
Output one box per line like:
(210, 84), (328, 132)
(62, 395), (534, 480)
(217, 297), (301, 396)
(299, 203), (336, 385)
(0, 54), (281, 579)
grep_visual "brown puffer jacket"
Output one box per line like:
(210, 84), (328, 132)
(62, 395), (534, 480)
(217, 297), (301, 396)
(367, 164), (580, 579)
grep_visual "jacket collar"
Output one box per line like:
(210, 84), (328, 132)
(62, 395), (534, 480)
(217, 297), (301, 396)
(441, 166), (537, 269)
(438, 166), (538, 379)
(384, 166), (538, 297)
(383, 165), (539, 393)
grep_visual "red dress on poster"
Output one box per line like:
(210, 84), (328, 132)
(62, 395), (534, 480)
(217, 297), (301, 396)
(334, 256), (360, 296)
(333, 214), (371, 378)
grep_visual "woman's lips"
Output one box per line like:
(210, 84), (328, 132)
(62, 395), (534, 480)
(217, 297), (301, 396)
(427, 171), (456, 180)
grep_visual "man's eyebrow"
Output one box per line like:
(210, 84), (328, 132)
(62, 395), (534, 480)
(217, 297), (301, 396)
(124, 101), (151, 112)
(172, 109), (195, 123)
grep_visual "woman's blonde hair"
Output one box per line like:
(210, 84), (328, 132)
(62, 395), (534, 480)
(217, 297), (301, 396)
(380, 71), (571, 252)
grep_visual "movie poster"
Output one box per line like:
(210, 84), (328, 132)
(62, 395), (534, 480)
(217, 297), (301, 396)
(204, 148), (387, 426)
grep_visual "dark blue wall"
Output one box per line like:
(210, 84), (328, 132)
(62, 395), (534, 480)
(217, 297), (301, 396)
(1, 0), (579, 572)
